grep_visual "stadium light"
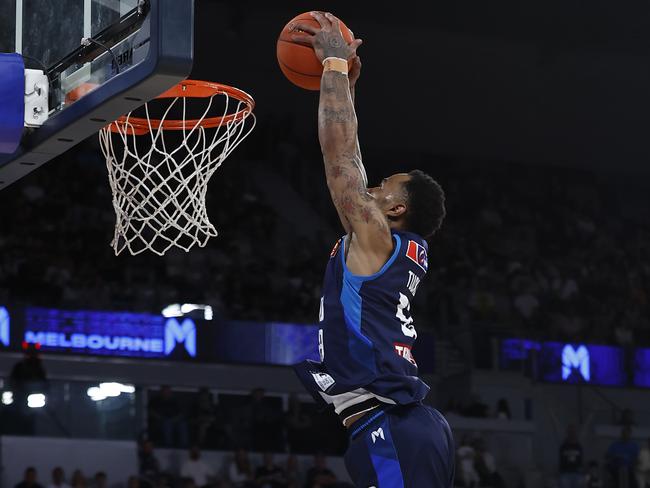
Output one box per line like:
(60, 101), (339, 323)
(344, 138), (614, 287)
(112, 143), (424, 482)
(87, 382), (135, 402)
(162, 303), (213, 320)
(162, 303), (182, 318)
(1, 391), (13, 405)
(27, 393), (46, 408)
(87, 386), (106, 401)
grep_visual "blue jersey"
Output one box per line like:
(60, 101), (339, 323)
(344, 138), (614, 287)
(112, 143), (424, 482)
(295, 230), (430, 417)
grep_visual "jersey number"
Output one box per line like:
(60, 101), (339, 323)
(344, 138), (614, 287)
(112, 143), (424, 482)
(396, 293), (417, 338)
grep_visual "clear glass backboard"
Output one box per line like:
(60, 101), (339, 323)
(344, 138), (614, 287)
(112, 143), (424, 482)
(0, 0), (149, 114)
(0, 0), (194, 189)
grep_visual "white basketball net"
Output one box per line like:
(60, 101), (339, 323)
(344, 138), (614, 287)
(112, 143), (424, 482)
(98, 89), (255, 256)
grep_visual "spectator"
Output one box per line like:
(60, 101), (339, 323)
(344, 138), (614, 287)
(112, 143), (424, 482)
(126, 477), (140, 488)
(139, 440), (161, 482)
(559, 425), (584, 488)
(228, 448), (254, 488)
(286, 394), (313, 453)
(638, 438), (650, 488)
(456, 435), (479, 488)
(16, 467), (44, 488)
(467, 277), (497, 321)
(192, 388), (217, 448)
(285, 455), (302, 488)
(243, 388), (282, 452)
(495, 398), (511, 420)
(148, 386), (189, 448)
(304, 453), (337, 488)
(10, 345), (47, 384)
(586, 461), (604, 488)
(48, 467), (70, 488)
(512, 281), (540, 324)
(255, 453), (288, 488)
(474, 437), (505, 488)
(70, 471), (86, 488)
(93, 472), (107, 488)
(606, 427), (639, 488)
(180, 446), (216, 488)
(9, 344), (48, 435)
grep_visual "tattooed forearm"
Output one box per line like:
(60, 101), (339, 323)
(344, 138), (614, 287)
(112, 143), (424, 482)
(318, 70), (384, 232)
(349, 86), (367, 186)
(320, 107), (354, 124)
(318, 71), (357, 158)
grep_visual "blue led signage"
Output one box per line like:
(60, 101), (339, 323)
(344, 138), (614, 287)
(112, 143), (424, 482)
(22, 307), (196, 358)
(634, 348), (650, 388)
(0, 306), (9, 347)
(562, 344), (590, 381)
(502, 339), (627, 387)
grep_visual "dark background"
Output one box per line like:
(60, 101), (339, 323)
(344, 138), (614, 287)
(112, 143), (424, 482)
(192, 0), (650, 175)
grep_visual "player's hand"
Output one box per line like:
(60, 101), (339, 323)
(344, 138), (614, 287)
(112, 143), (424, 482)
(290, 11), (362, 63)
(349, 56), (362, 90)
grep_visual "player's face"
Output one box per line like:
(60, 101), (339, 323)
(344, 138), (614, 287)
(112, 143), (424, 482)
(368, 173), (410, 213)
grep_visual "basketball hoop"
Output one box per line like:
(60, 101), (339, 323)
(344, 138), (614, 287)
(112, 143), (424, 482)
(98, 80), (256, 256)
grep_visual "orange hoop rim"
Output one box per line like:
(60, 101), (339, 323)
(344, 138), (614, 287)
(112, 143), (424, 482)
(107, 80), (255, 135)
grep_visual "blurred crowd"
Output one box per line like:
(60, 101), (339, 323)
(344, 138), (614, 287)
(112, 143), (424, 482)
(145, 387), (346, 456)
(13, 449), (352, 488)
(428, 161), (650, 347)
(1, 136), (649, 346)
(552, 424), (650, 488)
(0, 143), (324, 323)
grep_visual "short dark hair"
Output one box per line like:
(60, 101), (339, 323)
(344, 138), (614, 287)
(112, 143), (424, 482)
(403, 170), (446, 238)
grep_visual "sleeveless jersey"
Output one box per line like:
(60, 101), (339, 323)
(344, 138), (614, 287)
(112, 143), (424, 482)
(294, 230), (430, 416)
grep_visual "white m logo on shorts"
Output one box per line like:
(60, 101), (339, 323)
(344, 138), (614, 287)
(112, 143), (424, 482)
(371, 427), (385, 444)
(562, 344), (589, 381)
(165, 318), (196, 357)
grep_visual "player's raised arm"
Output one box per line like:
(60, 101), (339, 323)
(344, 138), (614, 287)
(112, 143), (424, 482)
(291, 12), (393, 260)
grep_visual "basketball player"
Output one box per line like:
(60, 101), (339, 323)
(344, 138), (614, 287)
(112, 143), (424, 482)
(290, 12), (454, 488)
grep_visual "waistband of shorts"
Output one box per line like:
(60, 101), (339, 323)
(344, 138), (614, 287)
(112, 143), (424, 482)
(338, 397), (384, 425)
(348, 406), (389, 439)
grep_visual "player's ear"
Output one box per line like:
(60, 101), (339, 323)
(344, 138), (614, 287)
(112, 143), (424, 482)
(386, 203), (406, 219)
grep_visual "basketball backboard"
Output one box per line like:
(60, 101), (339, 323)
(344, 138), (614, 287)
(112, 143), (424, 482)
(0, 0), (194, 189)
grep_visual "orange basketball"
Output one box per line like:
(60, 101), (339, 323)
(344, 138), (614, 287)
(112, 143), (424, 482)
(277, 12), (354, 91)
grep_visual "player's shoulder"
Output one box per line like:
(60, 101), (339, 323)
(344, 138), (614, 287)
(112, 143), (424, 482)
(393, 230), (429, 273)
(328, 231), (429, 274)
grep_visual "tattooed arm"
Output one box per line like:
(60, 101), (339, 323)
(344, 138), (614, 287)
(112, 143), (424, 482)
(329, 56), (365, 235)
(291, 13), (393, 269)
(349, 56), (368, 189)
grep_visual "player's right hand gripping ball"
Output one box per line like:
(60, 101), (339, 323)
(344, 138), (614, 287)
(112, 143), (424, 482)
(276, 12), (354, 91)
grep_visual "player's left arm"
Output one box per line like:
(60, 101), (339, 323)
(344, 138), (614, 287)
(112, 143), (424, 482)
(291, 12), (393, 263)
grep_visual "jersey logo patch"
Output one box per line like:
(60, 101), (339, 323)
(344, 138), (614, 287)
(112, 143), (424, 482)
(311, 372), (335, 392)
(406, 240), (428, 271)
(330, 239), (342, 258)
(394, 342), (417, 365)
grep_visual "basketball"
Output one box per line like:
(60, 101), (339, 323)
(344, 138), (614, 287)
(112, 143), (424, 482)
(277, 12), (355, 91)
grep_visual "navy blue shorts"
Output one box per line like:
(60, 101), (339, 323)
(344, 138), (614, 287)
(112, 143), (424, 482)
(344, 404), (455, 488)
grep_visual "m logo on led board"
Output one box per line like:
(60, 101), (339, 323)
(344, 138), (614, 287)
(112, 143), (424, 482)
(164, 318), (196, 357)
(562, 344), (590, 382)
